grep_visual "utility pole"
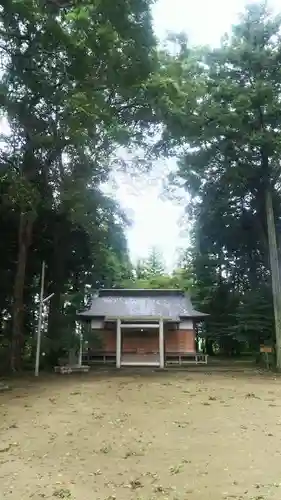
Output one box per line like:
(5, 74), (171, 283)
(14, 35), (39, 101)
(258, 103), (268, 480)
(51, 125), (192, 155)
(35, 261), (54, 377)
(78, 332), (83, 366)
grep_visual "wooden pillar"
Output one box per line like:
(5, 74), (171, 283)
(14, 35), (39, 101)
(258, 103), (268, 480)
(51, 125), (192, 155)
(116, 318), (121, 368)
(159, 318), (164, 368)
(78, 333), (83, 366)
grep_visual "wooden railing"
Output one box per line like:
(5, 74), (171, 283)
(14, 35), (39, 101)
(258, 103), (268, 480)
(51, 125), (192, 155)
(82, 351), (116, 364)
(165, 352), (208, 365)
(83, 350), (208, 366)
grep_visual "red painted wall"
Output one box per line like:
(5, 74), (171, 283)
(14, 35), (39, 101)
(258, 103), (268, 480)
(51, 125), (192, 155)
(122, 333), (159, 354)
(165, 329), (195, 353)
(101, 330), (116, 352)
(94, 328), (196, 354)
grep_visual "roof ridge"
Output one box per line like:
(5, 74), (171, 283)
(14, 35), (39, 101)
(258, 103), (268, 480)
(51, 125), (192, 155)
(78, 290), (208, 319)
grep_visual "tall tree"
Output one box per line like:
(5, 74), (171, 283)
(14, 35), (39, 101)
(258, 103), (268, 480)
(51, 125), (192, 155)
(153, 3), (281, 364)
(135, 247), (166, 279)
(123, 246), (193, 290)
(0, 0), (158, 369)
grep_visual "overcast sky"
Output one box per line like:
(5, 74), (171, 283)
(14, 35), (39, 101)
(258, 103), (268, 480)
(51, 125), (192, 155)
(116, 0), (279, 270)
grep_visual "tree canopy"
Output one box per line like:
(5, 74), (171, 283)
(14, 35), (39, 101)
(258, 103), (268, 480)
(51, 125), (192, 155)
(153, 2), (281, 360)
(2, 0), (281, 371)
(122, 247), (193, 290)
(0, 0), (159, 371)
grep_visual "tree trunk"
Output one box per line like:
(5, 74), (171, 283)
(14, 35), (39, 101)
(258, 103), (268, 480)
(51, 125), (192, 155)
(11, 211), (34, 371)
(46, 218), (66, 366)
(205, 338), (214, 356)
(47, 290), (63, 366)
(265, 188), (281, 369)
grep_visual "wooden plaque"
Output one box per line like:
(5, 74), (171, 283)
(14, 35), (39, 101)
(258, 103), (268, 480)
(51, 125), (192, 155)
(260, 345), (273, 353)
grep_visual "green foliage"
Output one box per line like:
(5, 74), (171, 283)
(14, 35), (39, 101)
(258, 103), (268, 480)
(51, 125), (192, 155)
(0, 0), (159, 369)
(122, 247), (193, 290)
(135, 247), (166, 279)
(155, 2), (281, 355)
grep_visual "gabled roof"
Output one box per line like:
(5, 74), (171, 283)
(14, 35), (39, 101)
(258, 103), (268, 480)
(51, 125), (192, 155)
(78, 289), (208, 321)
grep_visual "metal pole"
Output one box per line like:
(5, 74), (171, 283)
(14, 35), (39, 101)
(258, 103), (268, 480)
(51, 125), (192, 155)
(35, 261), (45, 377)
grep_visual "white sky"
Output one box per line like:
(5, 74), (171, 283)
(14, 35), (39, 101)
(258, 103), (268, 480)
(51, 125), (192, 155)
(116, 0), (279, 270)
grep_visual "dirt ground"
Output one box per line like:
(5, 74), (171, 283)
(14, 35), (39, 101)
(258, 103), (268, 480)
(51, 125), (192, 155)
(1, 369), (281, 500)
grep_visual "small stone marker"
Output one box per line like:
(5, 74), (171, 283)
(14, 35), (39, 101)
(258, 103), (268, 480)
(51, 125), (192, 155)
(0, 383), (10, 392)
